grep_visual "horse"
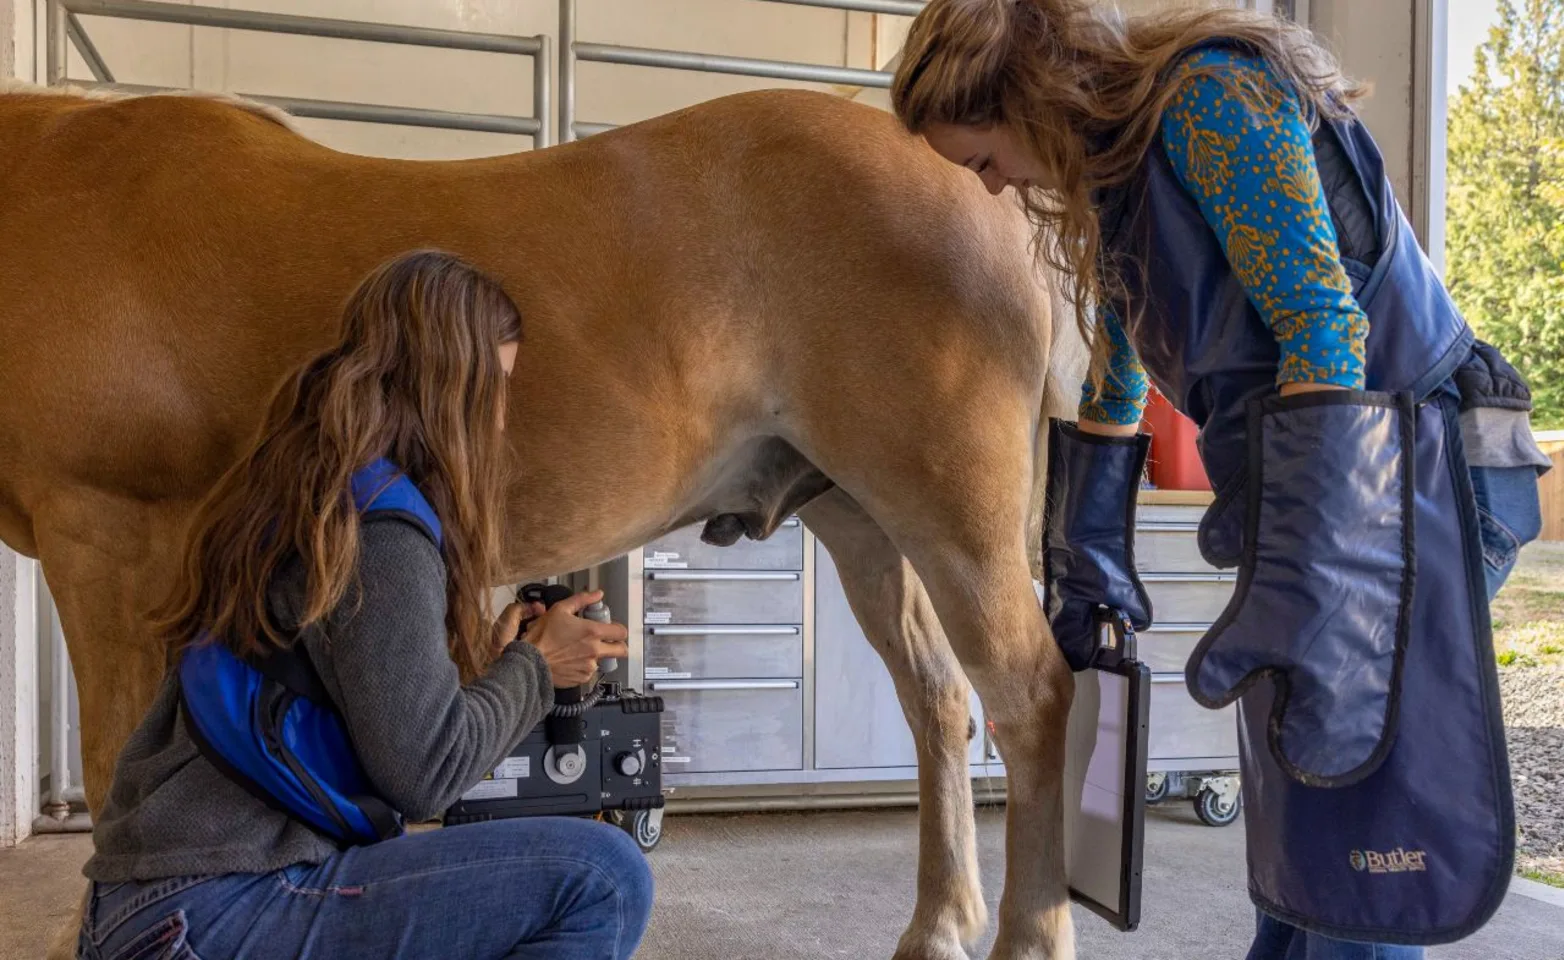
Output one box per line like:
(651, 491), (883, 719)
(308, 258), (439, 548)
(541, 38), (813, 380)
(0, 81), (1088, 960)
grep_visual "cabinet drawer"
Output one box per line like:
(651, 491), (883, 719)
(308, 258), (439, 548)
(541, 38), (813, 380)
(646, 679), (803, 773)
(644, 571), (804, 624)
(1144, 574), (1235, 624)
(1138, 625), (1206, 675)
(644, 519), (804, 571)
(1147, 677), (1237, 761)
(644, 625), (802, 679)
(1134, 522), (1213, 573)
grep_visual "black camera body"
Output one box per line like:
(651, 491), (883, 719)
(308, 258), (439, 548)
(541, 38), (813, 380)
(444, 584), (665, 826)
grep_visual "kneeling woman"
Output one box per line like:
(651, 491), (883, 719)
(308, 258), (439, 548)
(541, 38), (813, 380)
(77, 250), (651, 960)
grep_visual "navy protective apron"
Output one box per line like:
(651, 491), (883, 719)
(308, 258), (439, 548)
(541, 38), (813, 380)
(178, 458), (442, 847)
(1099, 48), (1514, 944)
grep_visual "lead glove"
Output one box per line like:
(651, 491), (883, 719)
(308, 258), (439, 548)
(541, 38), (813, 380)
(1042, 419), (1154, 671)
(1186, 391), (1416, 787)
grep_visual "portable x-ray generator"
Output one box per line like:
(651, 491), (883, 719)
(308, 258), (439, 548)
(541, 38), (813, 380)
(445, 583), (667, 850)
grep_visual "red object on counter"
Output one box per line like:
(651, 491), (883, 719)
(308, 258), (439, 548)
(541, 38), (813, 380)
(1140, 389), (1211, 491)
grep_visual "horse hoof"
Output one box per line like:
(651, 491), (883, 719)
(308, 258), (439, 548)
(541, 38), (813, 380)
(892, 937), (971, 960)
(984, 937), (1075, 960)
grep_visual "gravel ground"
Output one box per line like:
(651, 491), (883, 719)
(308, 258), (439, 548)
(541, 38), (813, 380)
(1491, 542), (1564, 668)
(1499, 667), (1564, 885)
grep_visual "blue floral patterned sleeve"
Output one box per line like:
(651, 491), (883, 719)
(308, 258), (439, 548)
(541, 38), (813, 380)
(1079, 47), (1370, 426)
(1079, 306), (1150, 426)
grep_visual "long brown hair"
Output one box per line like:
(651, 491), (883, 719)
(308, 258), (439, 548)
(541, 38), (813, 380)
(156, 249), (522, 680)
(892, 0), (1366, 376)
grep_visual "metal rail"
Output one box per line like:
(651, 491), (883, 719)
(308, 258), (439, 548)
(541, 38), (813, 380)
(47, 0), (552, 145)
(65, 13), (113, 81)
(63, 0), (544, 55)
(44, 606), (72, 821)
(559, 0), (924, 141)
(74, 81), (543, 136)
(764, 0), (925, 13)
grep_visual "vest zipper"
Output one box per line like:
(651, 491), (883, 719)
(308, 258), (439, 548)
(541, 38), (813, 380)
(260, 684), (360, 843)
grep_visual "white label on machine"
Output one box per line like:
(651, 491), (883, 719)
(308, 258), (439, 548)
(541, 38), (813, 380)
(645, 552), (688, 569)
(644, 670), (690, 679)
(645, 611), (672, 624)
(662, 756), (692, 764)
(461, 778), (518, 801)
(494, 757), (531, 779)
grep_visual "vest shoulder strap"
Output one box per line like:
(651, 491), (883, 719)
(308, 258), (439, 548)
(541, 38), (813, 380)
(350, 458), (443, 548)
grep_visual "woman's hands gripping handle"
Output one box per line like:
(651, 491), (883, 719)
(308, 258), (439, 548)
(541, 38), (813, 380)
(492, 586), (628, 688)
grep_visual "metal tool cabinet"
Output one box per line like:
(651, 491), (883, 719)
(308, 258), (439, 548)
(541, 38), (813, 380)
(1133, 492), (1241, 774)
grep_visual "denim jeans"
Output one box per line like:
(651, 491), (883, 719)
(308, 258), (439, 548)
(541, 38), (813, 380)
(1469, 464), (1545, 599)
(76, 817), (654, 960)
(1246, 462), (1542, 960)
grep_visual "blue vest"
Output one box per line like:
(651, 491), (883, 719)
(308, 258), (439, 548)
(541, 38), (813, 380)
(1105, 54), (1512, 943)
(178, 459), (443, 847)
(1102, 101), (1472, 533)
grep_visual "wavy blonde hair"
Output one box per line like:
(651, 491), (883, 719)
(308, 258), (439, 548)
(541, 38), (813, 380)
(892, 0), (1366, 375)
(156, 250), (522, 681)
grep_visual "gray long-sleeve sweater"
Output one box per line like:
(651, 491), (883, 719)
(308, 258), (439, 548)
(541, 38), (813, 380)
(83, 517), (554, 882)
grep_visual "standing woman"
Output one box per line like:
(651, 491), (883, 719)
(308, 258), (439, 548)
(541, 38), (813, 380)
(77, 250), (653, 960)
(892, 2), (1549, 959)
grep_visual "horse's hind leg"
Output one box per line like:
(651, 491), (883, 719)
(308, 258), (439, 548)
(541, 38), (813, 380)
(28, 488), (188, 959)
(804, 391), (1075, 960)
(31, 488), (188, 813)
(801, 488), (985, 960)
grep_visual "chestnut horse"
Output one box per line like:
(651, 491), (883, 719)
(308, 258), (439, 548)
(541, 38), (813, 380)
(0, 82), (1087, 960)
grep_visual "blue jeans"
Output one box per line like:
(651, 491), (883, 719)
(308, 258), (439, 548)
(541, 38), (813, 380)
(76, 817), (654, 960)
(1469, 464), (1545, 599)
(1247, 463), (1541, 960)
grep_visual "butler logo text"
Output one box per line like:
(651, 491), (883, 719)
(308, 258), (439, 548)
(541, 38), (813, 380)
(1349, 848), (1428, 874)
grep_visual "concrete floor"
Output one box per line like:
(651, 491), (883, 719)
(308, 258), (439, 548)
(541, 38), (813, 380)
(4, 806), (1562, 960)
(0, 831), (88, 960)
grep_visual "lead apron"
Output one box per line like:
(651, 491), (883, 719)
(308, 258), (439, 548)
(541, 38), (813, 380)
(1235, 389), (1512, 943)
(1102, 61), (1513, 942)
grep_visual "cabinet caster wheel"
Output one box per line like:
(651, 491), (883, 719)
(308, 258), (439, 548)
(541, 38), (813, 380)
(1145, 772), (1169, 805)
(1194, 783), (1241, 827)
(610, 808), (664, 852)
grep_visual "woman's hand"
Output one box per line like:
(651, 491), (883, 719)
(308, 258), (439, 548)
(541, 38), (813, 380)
(521, 590), (629, 687)
(490, 600), (544, 659)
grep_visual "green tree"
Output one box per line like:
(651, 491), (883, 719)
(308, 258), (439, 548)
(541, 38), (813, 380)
(1446, 0), (1564, 429)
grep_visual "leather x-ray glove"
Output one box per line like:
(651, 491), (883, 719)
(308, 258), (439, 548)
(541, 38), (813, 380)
(1186, 391), (1416, 787)
(1042, 419), (1154, 671)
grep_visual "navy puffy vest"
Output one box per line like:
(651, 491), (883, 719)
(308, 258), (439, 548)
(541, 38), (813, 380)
(1101, 45), (1514, 943)
(178, 459), (443, 847)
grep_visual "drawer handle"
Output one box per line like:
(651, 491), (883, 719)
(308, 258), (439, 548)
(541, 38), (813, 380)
(648, 679), (802, 691)
(1150, 675), (1190, 685)
(647, 626), (801, 636)
(1140, 573), (1237, 584)
(1137, 521), (1201, 533)
(647, 571), (802, 582)
(781, 517), (803, 529)
(1142, 622), (1214, 633)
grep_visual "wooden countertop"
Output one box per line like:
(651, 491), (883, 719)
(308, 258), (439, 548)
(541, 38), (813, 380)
(1137, 488), (1215, 506)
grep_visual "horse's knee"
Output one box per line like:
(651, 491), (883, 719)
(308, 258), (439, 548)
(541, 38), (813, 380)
(919, 685), (975, 749)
